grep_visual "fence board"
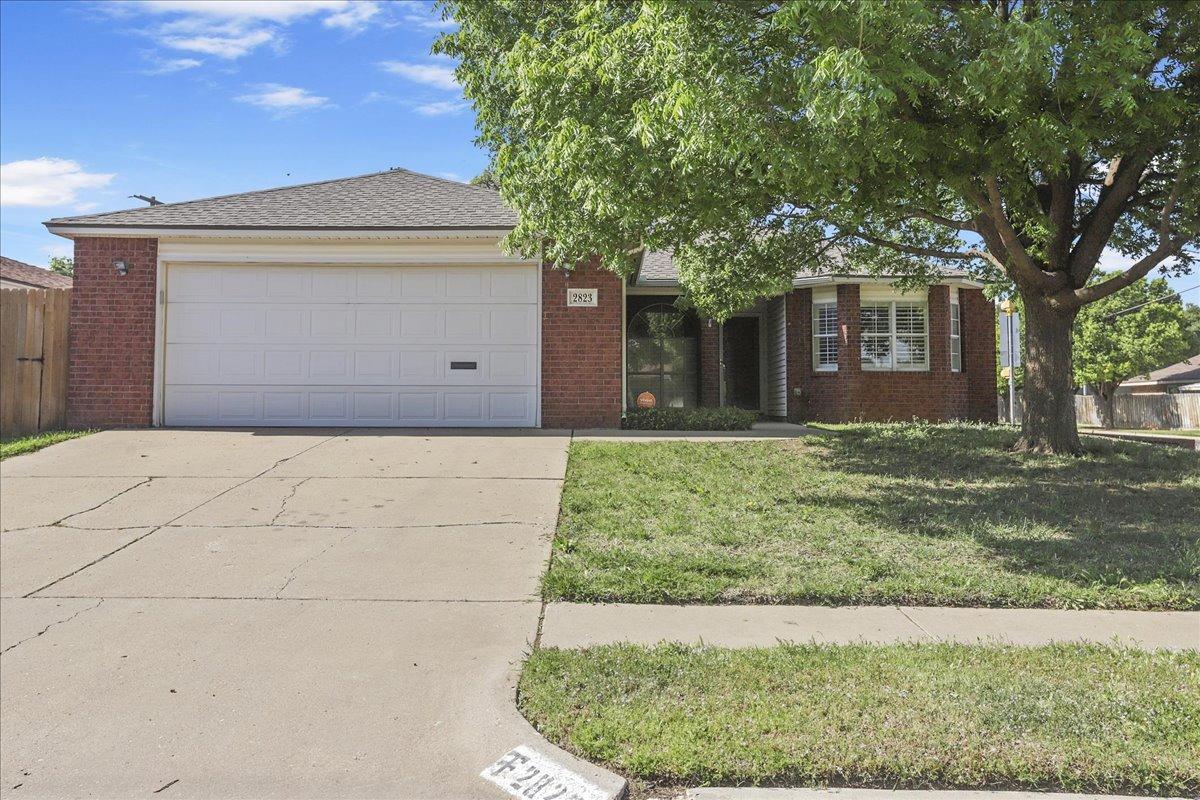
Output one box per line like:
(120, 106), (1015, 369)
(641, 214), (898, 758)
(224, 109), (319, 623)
(1000, 392), (1200, 430)
(1, 287), (71, 437)
(38, 289), (70, 430)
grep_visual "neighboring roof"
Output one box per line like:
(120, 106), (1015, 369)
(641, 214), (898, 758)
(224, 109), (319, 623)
(634, 248), (975, 287)
(44, 168), (518, 232)
(1124, 354), (1200, 386)
(0, 256), (72, 289)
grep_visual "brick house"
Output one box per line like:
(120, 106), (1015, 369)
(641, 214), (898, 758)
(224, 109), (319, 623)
(45, 168), (995, 429)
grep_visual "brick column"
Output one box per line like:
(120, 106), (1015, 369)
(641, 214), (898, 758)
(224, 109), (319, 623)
(786, 289), (810, 422)
(927, 285), (953, 418)
(961, 288), (998, 422)
(836, 283), (861, 418)
(698, 319), (721, 407)
(68, 237), (159, 427)
(540, 259), (624, 428)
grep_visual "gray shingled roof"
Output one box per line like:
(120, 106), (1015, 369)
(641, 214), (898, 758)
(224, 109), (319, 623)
(636, 248), (972, 286)
(1125, 354), (1200, 386)
(44, 168), (518, 231)
(1, 256), (73, 288)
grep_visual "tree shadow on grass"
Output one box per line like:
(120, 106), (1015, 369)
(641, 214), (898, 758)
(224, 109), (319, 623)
(809, 425), (1199, 601)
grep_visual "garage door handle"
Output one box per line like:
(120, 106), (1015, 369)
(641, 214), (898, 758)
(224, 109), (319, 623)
(450, 361), (477, 370)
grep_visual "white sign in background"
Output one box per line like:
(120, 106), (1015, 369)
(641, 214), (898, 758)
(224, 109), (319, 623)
(999, 311), (1021, 368)
(566, 288), (598, 307)
(480, 745), (608, 800)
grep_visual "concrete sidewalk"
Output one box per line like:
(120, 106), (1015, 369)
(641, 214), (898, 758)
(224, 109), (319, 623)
(572, 421), (824, 442)
(541, 603), (1200, 651)
(686, 790), (1189, 800)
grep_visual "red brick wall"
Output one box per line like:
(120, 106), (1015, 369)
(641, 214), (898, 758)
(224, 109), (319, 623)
(785, 283), (995, 423)
(541, 259), (623, 428)
(961, 287), (997, 422)
(68, 237), (158, 427)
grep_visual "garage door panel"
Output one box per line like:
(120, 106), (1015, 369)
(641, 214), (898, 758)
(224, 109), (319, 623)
(164, 386), (537, 427)
(169, 345), (532, 387)
(168, 304), (535, 345)
(164, 264), (538, 427)
(170, 266), (536, 305)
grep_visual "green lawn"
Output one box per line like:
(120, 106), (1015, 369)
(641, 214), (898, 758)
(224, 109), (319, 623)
(545, 424), (1199, 609)
(0, 429), (93, 460)
(520, 643), (1200, 796)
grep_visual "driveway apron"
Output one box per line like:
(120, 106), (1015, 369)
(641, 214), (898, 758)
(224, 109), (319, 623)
(0, 429), (622, 799)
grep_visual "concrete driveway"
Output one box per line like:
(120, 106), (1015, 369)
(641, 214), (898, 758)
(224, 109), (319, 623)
(0, 429), (622, 799)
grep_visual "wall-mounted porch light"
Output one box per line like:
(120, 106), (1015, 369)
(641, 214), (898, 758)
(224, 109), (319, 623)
(113, 259), (129, 276)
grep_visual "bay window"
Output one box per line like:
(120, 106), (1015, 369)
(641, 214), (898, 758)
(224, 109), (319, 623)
(860, 298), (929, 371)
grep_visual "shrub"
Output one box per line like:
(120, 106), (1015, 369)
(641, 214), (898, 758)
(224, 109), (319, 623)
(622, 407), (756, 431)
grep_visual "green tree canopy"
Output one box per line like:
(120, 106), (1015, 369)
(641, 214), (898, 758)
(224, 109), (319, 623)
(48, 256), (73, 277)
(439, 0), (1199, 452)
(1074, 274), (1192, 426)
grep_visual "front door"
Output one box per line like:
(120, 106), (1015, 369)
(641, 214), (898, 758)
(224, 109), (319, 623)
(723, 317), (760, 410)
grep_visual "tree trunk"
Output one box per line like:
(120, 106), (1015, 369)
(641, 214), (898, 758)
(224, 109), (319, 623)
(1093, 383), (1117, 429)
(1017, 298), (1082, 454)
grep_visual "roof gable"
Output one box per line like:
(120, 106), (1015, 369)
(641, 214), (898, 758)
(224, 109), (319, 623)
(44, 168), (517, 231)
(0, 256), (72, 289)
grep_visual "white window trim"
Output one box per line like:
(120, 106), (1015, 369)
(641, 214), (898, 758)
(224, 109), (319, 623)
(860, 299), (930, 372)
(949, 297), (962, 373)
(812, 299), (839, 372)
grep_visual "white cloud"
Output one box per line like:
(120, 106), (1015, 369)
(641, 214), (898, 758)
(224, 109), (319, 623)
(437, 172), (465, 182)
(235, 83), (332, 115)
(397, 0), (456, 31)
(161, 28), (275, 59)
(41, 242), (74, 259)
(143, 57), (203, 74)
(0, 158), (116, 207)
(118, 1), (383, 61)
(324, 1), (380, 30)
(133, 1), (376, 25)
(415, 99), (468, 116)
(380, 61), (458, 89)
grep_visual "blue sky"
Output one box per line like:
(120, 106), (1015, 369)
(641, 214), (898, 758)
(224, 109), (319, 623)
(1, 0), (483, 264)
(0, 0), (1195, 303)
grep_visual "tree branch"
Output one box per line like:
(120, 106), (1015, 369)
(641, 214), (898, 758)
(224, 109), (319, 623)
(855, 232), (994, 265)
(966, 178), (1063, 292)
(1047, 156), (1079, 271)
(1068, 150), (1155, 284)
(895, 209), (979, 231)
(1069, 173), (1186, 307)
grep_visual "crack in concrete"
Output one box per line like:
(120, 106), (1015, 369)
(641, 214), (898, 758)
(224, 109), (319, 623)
(895, 606), (937, 640)
(1, 599), (104, 655)
(23, 430), (353, 598)
(0, 477), (155, 533)
(268, 478), (311, 526)
(274, 529), (355, 599)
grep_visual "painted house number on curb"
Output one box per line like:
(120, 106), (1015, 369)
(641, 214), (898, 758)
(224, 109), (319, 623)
(480, 745), (608, 800)
(566, 288), (598, 307)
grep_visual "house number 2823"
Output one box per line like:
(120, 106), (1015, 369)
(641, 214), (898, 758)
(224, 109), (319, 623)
(566, 288), (598, 307)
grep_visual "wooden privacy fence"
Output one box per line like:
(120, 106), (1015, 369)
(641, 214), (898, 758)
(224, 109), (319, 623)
(999, 392), (1200, 429)
(1, 288), (70, 437)
(1076, 392), (1200, 430)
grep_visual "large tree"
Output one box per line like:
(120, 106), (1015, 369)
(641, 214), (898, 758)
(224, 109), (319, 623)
(1073, 274), (1192, 427)
(439, 0), (1199, 453)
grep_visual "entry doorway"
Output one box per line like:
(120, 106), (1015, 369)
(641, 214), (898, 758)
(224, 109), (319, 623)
(722, 316), (762, 411)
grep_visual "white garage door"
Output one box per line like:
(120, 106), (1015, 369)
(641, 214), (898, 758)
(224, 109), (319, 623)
(163, 264), (538, 427)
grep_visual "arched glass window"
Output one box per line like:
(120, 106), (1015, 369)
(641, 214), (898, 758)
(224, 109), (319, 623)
(626, 303), (699, 408)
